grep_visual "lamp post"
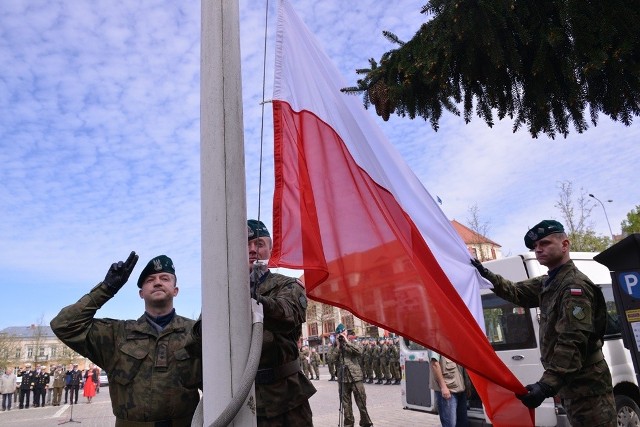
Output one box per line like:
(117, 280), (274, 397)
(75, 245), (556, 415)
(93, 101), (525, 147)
(589, 193), (615, 241)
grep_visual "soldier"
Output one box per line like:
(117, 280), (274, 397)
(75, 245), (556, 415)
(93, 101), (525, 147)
(362, 339), (372, 383)
(51, 365), (65, 406)
(51, 252), (202, 426)
(310, 348), (321, 380)
(391, 337), (402, 385)
(327, 341), (338, 381)
(32, 365), (49, 407)
(371, 340), (382, 384)
(300, 346), (312, 380)
(472, 220), (616, 426)
(68, 365), (82, 405)
(335, 324), (373, 427)
(247, 220), (316, 425)
(17, 363), (34, 409)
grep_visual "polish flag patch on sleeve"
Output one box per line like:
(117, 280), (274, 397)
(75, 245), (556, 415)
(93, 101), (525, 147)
(570, 288), (583, 296)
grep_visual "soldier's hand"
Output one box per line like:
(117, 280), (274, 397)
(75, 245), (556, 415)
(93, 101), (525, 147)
(471, 258), (489, 278)
(103, 251), (139, 293)
(517, 381), (554, 409)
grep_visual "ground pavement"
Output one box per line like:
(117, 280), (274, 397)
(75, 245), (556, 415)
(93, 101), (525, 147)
(0, 366), (441, 426)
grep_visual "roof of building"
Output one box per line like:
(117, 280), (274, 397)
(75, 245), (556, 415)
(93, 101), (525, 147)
(450, 220), (501, 247)
(0, 325), (56, 338)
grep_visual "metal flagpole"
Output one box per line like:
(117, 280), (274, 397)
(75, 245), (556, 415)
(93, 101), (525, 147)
(201, 0), (255, 425)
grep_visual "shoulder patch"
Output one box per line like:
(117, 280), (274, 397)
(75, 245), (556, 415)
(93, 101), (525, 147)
(570, 288), (583, 296)
(572, 305), (586, 320)
(296, 278), (305, 288)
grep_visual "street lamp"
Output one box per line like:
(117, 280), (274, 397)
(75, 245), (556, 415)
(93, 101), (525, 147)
(589, 193), (615, 240)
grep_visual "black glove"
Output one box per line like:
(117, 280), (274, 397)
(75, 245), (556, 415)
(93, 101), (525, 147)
(250, 261), (268, 303)
(103, 251), (138, 293)
(517, 382), (554, 409)
(471, 258), (489, 278)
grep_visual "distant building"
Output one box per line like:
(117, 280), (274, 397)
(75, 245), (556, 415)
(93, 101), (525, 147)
(0, 325), (89, 370)
(450, 219), (502, 261)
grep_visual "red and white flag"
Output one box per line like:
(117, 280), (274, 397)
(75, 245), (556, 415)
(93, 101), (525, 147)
(270, 1), (531, 425)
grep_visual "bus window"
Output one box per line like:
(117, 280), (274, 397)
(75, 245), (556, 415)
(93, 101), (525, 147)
(482, 294), (537, 351)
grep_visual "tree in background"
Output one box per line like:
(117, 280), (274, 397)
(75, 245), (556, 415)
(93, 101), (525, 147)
(344, 1), (640, 139)
(0, 331), (20, 370)
(466, 204), (493, 261)
(621, 205), (640, 236)
(555, 181), (610, 251)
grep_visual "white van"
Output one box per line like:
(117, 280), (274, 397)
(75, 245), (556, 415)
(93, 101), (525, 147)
(400, 252), (640, 426)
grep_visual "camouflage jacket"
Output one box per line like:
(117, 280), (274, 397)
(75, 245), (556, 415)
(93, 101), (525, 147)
(389, 343), (400, 363)
(487, 260), (612, 398)
(336, 340), (363, 383)
(326, 344), (339, 363)
(255, 272), (316, 418)
(50, 282), (202, 423)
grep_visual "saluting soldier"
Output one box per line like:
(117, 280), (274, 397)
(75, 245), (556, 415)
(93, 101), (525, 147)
(18, 364), (34, 409)
(51, 252), (202, 426)
(52, 365), (65, 406)
(32, 365), (49, 407)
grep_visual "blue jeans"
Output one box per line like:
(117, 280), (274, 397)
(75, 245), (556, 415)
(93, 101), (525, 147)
(435, 391), (468, 427)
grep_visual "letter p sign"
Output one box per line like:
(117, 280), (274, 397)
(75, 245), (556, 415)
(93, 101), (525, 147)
(619, 272), (640, 299)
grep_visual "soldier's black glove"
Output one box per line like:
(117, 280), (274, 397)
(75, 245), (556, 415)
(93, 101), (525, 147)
(103, 251), (138, 294)
(250, 260), (268, 304)
(471, 258), (490, 278)
(517, 381), (554, 409)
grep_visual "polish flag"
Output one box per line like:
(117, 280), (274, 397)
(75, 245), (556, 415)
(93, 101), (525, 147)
(269, 1), (531, 425)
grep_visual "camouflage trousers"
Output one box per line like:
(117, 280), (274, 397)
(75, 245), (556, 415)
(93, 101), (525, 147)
(391, 361), (401, 380)
(382, 361), (391, 380)
(327, 361), (337, 377)
(339, 381), (373, 427)
(257, 400), (313, 427)
(372, 361), (382, 380)
(563, 392), (616, 427)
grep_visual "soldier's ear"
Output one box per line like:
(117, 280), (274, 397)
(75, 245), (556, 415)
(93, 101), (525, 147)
(139, 289), (143, 299)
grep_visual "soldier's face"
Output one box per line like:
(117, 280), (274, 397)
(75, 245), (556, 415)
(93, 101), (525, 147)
(139, 272), (178, 305)
(533, 234), (568, 269)
(248, 237), (272, 268)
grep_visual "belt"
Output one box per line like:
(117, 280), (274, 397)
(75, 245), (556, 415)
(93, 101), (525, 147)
(255, 360), (302, 385)
(115, 416), (192, 427)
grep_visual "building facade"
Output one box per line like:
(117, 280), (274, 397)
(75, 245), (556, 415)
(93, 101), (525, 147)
(0, 325), (89, 370)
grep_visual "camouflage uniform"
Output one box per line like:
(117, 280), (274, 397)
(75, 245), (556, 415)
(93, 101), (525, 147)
(254, 272), (316, 425)
(310, 350), (321, 379)
(362, 341), (372, 383)
(486, 260), (616, 426)
(371, 343), (382, 384)
(390, 340), (401, 384)
(337, 339), (373, 427)
(50, 282), (202, 427)
(327, 343), (338, 380)
(382, 341), (393, 384)
(300, 347), (312, 379)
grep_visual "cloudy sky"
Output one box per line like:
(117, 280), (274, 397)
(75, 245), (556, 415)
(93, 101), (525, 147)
(1, 0), (638, 329)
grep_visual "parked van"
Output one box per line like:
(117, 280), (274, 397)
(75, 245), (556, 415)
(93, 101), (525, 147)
(400, 252), (640, 426)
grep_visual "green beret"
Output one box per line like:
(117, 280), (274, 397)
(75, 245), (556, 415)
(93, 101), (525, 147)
(335, 323), (346, 334)
(524, 220), (565, 249)
(137, 255), (176, 288)
(247, 219), (270, 241)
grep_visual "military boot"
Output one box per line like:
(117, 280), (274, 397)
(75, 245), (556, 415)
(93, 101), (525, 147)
(385, 379), (392, 385)
(367, 378), (374, 384)
(376, 379), (383, 384)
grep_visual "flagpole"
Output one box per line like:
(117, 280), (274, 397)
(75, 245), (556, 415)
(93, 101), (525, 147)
(201, 1), (254, 425)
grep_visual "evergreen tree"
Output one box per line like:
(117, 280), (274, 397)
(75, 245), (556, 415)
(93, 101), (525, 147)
(344, 1), (640, 138)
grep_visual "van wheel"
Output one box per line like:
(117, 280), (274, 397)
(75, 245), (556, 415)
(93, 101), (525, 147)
(616, 395), (640, 427)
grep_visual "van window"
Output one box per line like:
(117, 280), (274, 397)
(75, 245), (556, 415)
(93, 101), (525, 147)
(403, 338), (428, 351)
(482, 294), (537, 351)
(600, 285), (622, 339)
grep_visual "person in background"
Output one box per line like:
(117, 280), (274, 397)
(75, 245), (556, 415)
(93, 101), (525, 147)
(83, 364), (97, 403)
(18, 363), (34, 409)
(472, 219), (616, 426)
(335, 324), (372, 427)
(51, 252), (202, 426)
(310, 348), (321, 380)
(247, 219), (316, 425)
(68, 364), (82, 405)
(52, 365), (65, 406)
(1, 367), (17, 411)
(429, 351), (468, 427)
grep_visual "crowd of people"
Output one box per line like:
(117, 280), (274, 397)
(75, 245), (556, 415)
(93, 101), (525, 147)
(0, 363), (102, 411)
(318, 335), (401, 385)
